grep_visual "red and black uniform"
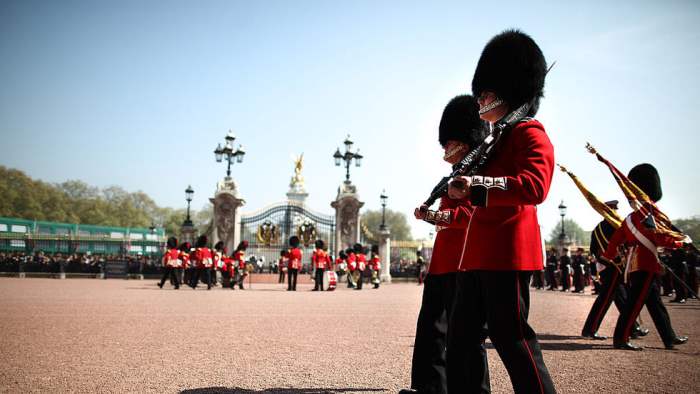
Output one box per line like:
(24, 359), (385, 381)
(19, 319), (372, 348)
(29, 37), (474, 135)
(346, 251), (357, 288)
(287, 247), (302, 291)
(447, 119), (556, 393)
(158, 248), (181, 289)
(413, 197), (485, 394)
(370, 254), (381, 289)
(278, 254), (288, 284)
(232, 250), (247, 290)
(190, 247), (213, 289)
(312, 249), (330, 291)
(355, 252), (367, 290)
(603, 206), (684, 348)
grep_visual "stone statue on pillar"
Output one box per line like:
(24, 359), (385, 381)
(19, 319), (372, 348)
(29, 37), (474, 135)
(211, 177), (245, 254)
(287, 154), (309, 205)
(331, 181), (364, 252)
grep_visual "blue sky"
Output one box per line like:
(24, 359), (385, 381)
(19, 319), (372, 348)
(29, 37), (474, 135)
(1, 0), (699, 240)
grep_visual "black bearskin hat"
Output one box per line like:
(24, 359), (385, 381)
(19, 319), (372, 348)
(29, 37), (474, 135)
(314, 239), (325, 249)
(628, 163), (662, 202)
(166, 236), (178, 249)
(353, 243), (363, 253)
(438, 95), (487, 147)
(472, 29), (547, 116)
(371, 245), (379, 254)
(214, 241), (225, 252)
(195, 235), (208, 248)
(280, 249), (289, 257)
(339, 250), (347, 259)
(289, 235), (300, 248)
(345, 247), (354, 255)
(179, 242), (191, 252)
(236, 240), (249, 251)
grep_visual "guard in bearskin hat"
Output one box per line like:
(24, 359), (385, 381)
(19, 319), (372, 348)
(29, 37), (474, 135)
(345, 247), (357, 288)
(287, 236), (302, 291)
(353, 243), (366, 290)
(581, 200), (647, 341)
(158, 237), (181, 289)
(230, 241), (249, 290)
(402, 95), (488, 394)
(189, 235), (213, 290)
(369, 245), (381, 289)
(312, 239), (330, 291)
(603, 164), (688, 350)
(443, 29), (556, 393)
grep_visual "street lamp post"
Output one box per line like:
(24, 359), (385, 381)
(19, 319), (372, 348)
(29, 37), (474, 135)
(214, 129), (246, 177)
(184, 185), (194, 227)
(333, 134), (363, 182)
(558, 200), (568, 253)
(379, 190), (388, 231)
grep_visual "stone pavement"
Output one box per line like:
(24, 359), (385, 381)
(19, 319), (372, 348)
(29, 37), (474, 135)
(0, 278), (698, 393)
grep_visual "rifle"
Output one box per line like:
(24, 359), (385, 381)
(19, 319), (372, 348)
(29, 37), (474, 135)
(422, 101), (531, 208)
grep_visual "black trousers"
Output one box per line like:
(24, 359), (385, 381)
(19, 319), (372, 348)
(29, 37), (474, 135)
(614, 271), (677, 346)
(357, 269), (364, 289)
(531, 270), (544, 289)
(545, 266), (557, 290)
(191, 267), (212, 289)
(314, 268), (325, 290)
(288, 268), (298, 290)
(159, 267), (180, 288)
(278, 270), (286, 283)
(672, 263), (688, 301)
(449, 271), (556, 394)
(573, 266), (584, 292)
(582, 267), (631, 335)
(560, 266), (571, 291)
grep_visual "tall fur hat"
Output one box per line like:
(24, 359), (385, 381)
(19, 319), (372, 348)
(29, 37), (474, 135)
(371, 244), (379, 254)
(353, 243), (363, 254)
(195, 235), (208, 248)
(314, 239), (325, 249)
(339, 250), (347, 259)
(280, 249), (289, 257)
(628, 163), (662, 202)
(214, 241), (225, 252)
(236, 240), (249, 251)
(345, 247), (354, 255)
(166, 236), (178, 249)
(472, 29), (547, 116)
(179, 242), (191, 252)
(289, 235), (300, 248)
(438, 95), (487, 147)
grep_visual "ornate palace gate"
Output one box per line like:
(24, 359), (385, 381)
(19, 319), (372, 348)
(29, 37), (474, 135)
(239, 201), (336, 269)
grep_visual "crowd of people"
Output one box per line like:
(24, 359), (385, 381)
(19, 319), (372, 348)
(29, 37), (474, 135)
(0, 251), (161, 275)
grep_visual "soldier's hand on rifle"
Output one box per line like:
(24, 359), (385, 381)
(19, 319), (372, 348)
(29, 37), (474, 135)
(414, 205), (428, 220)
(448, 176), (471, 199)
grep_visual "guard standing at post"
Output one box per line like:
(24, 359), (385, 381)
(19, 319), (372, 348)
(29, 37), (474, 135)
(287, 236), (302, 291)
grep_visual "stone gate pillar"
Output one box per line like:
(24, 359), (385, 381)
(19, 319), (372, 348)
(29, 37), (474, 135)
(378, 228), (391, 283)
(211, 177), (245, 254)
(331, 181), (364, 253)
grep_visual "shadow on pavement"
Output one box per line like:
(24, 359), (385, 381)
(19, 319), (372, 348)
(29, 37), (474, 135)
(181, 388), (385, 394)
(537, 333), (585, 341)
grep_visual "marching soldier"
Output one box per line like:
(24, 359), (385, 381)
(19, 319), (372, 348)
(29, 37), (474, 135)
(604, 164), (689, 350)
(232, 241), (249, 290)
(444, 30), (556, 393)
(190, 235), (213, 290)
(559, 248), (572, 292)
(370, 245), (381, 289)
(545, 248), (558, 290)
(178, 241), (191, 286)
(213, 241), (227, 288)
(572, 248), (586, 293)
(287, 236), (302, 291)
(354, 243), (366, 290)
(312, 240), (330, 291)
(346, 247), (357, 288)
(158, 236), (180, 289)
(669, 247), (688, 303)
(402, 94), (487, 394)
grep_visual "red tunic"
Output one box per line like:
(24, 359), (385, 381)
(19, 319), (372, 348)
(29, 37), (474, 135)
(347, 252), (357, 272)
(179, 251), (190, 269)
(429, 197), (472, 274)
(602, 205), (683, 275)
(453, 119), (554, 271)
(356, 254), (367, 271)
(370, 256), (381, 271)
(288, 248), (303, 270)
(163, 248), (181, 268)
(279, 257), (288, 272)
(195, 247), (213, 268)
(233, 251), (246, 270)
(312, 249), (330, 269)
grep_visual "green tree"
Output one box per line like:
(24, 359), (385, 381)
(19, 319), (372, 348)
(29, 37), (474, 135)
(360, 209), (413, 243)
(673, 216), (700, 247)
(547, 218), (591, 247)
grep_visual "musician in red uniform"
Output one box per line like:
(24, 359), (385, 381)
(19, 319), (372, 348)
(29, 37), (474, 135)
(190, 235), (213, 290)
(232, 241), (249, 290)
(445, 30), (556, 393)
(603, 164), (689, 350)
(177, 241), (191, 286)
(287, 236), (302, 291)
(312, 240), (330, 291)
(158, 236), (180, 289)
(354, 243), (366, 290)
(335, 250), (347, 281)
(369, 245), (381, 289)
(346, 247), (357, 288)
(401, 94), (487, 394)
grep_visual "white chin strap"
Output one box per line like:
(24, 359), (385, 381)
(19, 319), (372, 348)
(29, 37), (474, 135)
(479, 98), (504, 115)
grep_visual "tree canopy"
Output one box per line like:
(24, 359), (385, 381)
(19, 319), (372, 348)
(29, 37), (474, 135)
(360, 209), (413, 243)
(547, 218), (590, 247)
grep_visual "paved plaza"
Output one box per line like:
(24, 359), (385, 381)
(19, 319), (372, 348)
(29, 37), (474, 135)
(0, 278), (698, 393)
